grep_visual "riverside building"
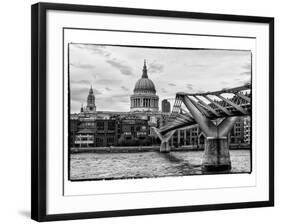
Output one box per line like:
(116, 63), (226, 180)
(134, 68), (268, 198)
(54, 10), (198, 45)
(70, 61), (251, 150)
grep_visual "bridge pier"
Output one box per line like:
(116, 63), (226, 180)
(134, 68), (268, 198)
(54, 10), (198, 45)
(181, 95), (238, 172)
(152, 127), (175, 153)
(202, 136), (231, 172)
(160, 141), (171, 153)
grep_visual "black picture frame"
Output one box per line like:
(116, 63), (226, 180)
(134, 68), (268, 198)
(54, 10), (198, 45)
(31, 2), (274, 222)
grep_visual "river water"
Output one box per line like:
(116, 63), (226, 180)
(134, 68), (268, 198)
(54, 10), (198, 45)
(70, 150), (251, 181)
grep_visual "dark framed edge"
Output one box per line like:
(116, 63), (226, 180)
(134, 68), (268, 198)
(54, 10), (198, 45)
(31, 2), (274, 222)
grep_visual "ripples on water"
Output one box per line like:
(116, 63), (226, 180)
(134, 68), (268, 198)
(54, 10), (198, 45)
(70, 150), (251, 181)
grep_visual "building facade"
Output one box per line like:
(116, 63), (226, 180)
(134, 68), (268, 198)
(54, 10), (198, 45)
(161, 99), (171, 113)
(118, 116), (150, 146)
(243, 116), (251, 144)
(95, 119), (118, 147)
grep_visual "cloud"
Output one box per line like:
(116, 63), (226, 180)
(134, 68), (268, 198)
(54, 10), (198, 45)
(240, 71), (251, 76)
(185, 84), (203, 93)
(72, 44), (111, 58)
(161, 88), (168, 93)
(71, 86), (102, 103)
(233, 78), (251, 86)
(121, 86), (130, 91)
(148, 62), (164, 73)
(106, 58), (133, 76)
(186, 84), (194, 90)
(95, 79), (122, 85)
(71, 79), (91, 85)
(110, 93), (129, 99)
(92, 89), (102, 95)
(188, 63), (206, 69)
(241, 62), (251, 71)
(220, 81), (229, 85)
(69, 45), (252, 113)
(70, 62), (95, 69)
(97, 93), (130, 106)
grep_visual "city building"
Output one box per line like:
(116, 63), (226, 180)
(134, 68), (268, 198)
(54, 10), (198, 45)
(130, 60), (159, 112)
(169, 127), (205, 150)
(95, 119), (118, 147)
(243, 116), (251, 144)
(74, 129), (94, 148)
(118, 116), (150, 146)
(161, 99), (171, 113)
(230, 117), (244, 144)
(70, 60), (251, 150)
(70, 116), (79, 147)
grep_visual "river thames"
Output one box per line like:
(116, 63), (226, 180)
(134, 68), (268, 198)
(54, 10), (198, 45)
(70, 150), (251, 181)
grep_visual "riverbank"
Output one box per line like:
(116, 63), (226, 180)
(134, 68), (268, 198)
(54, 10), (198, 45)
(70, 145), (250, 153)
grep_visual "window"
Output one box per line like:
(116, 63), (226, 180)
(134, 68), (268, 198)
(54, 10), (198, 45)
(96, 138), (103, 143)
(97, 121), (104, 131)
(107, 137), (114, 143)
(108, 121), (115, 131)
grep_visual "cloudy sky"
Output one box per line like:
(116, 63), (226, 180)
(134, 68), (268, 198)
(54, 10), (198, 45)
(69, 44), (251, 113)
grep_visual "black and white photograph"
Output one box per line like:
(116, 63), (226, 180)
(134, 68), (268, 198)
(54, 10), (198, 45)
(29, 2), (274, 222)
(68, 44), (252, 181)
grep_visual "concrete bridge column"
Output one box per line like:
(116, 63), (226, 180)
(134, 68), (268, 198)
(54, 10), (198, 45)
(203, 136), (231, 171)
(160, 141), (171, 153)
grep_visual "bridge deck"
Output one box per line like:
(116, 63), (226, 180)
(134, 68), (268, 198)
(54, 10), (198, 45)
(159, 84), (251, 135)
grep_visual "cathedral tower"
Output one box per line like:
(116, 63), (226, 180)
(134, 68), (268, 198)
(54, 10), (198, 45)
(86, 85), (96, 112)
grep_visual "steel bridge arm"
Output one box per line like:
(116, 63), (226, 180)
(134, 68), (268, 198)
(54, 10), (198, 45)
(215, 94), (247, 115)
(217, 116), (238, 137)
(187, 96), (211, 117)
(181, 95), (217, 136)
(235, 92), (251, 103)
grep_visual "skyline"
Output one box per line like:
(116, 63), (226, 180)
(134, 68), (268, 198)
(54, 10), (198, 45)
(69, 44), (251, 113)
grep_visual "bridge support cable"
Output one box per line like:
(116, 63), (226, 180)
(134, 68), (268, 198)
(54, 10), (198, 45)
(186, 96), (212, 117)
(215, 94), (247, 115)
(193, 95), (220, 117)
(203, 95), (232, 116)
(177, 113), (194, 123)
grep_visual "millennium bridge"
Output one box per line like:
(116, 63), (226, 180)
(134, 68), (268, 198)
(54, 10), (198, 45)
(153, 84), (251, 172)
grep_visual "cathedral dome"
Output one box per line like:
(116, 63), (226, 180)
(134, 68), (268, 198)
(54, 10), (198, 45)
(133, 60), (156, 94)
(130, 60), (159, 112)
(134, 78), (156, 94)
